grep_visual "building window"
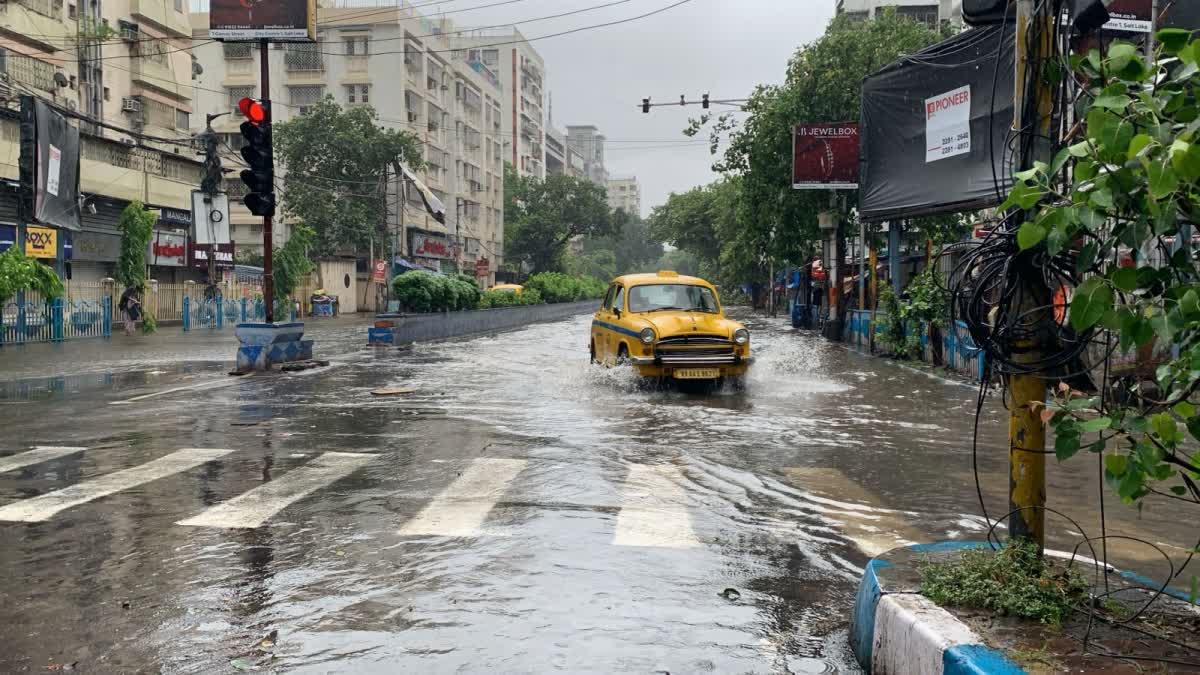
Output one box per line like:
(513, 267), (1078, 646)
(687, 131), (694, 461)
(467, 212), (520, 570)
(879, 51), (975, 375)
(139, 39), (169, 66)
(1, 49), (58, 92)
(344, 37), (368, 55)
(290, 85), (324, 114)
(227, 85), (255, 111)
(174, 0), (182, 11)
(176, 109), (189, 130)
(345, 84), (369, 104)
(68, 3), (76, 19)
(223, 42), (252, 59)
(103, 86), (110, 101)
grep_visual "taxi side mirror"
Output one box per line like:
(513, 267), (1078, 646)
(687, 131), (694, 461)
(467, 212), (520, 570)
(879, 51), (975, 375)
(613, 307), (621, 318)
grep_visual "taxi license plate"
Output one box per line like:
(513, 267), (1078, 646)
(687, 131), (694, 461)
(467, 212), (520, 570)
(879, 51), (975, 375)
(674, 368), (720, 380)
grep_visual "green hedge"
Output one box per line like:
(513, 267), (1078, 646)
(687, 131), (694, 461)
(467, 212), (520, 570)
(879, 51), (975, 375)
(523, 272), (607, 304)
(391, 270), (601, 313)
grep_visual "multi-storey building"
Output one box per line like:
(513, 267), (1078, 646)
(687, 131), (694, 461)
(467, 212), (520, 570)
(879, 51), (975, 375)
(545, 125), (584, 179)
(0, 0), (205, 283)
(835, 0), (964, 27)
(190, 2), (505, 283)
(606, 177), (641, 217)
(452, 28), (545, 179)
(566, 124), (607, 187)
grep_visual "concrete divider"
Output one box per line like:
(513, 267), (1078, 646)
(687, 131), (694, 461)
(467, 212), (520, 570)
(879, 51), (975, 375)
(368, 300), (598, 345)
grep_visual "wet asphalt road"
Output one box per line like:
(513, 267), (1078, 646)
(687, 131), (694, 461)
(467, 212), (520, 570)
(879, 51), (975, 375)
(0, 311), (1193, 673)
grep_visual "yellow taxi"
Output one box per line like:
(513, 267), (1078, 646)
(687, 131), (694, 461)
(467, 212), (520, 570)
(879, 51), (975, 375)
(491, 283), (524, 294)
(590, 271), (752, 383)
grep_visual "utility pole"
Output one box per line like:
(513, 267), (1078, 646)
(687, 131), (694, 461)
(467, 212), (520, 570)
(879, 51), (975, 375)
(1008, 0), (1056, 549)
(200, 114), (225, 291)
(259, 39), (275, 323)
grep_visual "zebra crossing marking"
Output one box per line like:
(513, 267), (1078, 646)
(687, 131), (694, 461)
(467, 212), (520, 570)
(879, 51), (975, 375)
(0, 448), (235, 523)
(398, 458), (527, 537)
(613, 464), (701, 549)
(177, 452), (373, 529)
(0, 446), (87, 474)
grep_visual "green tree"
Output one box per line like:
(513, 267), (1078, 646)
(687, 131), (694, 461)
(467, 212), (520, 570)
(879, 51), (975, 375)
(504, 168), (613, 273)
(274, 97), (424, 256)
(578, 209), (663, 274)
(0, 248), (62, 303)
(647, 178), (746, 285)
(685, 10), (948, 280)
(272, 225), (316, 310)
(116, 201), (155, 288)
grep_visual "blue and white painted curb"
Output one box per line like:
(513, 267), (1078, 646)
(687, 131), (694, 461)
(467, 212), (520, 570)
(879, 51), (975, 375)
(851, 542), (1027, 674)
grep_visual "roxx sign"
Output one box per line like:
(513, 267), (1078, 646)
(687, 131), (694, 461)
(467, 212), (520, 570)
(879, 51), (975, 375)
(25, 226), (57, 259)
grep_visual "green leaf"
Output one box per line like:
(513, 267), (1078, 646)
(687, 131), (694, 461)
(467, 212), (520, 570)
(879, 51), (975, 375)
(1151, 412), (1180, 443)
(1080, 417), (1113, 433)
(1014, 167), (1039, 182)
(1182, 289), (1200, 319)
(1105, 454), (1129, 477)
(1017, 221), (1047, 251)
(1107, 43), (1139, 73)
(1127, 133), (1153, 160)
(1055, 433), (1082, 461)
(1172, 401), (1195, 419)
(1147, 160), (1180, 200)
(1093, 93), (1131, 111)
(1158, 28), (1192, 53)
(1049, 147), (1071, 176)
(1046, 225), (1069, 257)
(1070, 277), (1113, 331)
(1076, 242), (1099, 273)
(1100, 308), (1125, 330)
(1111, 266), (1138, 292)
(1068, 140), (1092, 158)
(1189, 416), (1200, 443)
(1089, 188), (1114, 210)
(1125, 314), (1154, 347)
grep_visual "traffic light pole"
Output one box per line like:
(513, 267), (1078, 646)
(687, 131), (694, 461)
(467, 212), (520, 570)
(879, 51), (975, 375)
(260, 38), (275, 323)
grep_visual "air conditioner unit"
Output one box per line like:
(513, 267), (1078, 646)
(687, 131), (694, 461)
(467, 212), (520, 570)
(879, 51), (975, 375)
(407, 112), (418, 122)
(121, 97), (141, 113)
(120, 27), (138, 41)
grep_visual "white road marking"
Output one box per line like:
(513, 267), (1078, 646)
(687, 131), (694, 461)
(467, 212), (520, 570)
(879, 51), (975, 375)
(177, 452), (373, 529)
(613, 464), (701, 549)
(398, 458), (526, 537)
(0, 448), (235, 523)
(0, 446), (87, 474)
(109, 378), (246, 405)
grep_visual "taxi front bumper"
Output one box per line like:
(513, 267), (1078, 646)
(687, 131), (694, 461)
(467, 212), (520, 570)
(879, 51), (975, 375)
(629, 354), (754, 366)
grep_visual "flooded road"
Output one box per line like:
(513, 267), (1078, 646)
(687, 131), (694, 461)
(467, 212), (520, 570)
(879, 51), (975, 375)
(0, 312), (1192, 673)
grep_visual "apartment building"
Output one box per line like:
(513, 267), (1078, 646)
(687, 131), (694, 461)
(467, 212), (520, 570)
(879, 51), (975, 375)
(453, 28), (545, 179)
(545, 125), (584, 179)
(835, 0), (964, 27)
(606, 177), (641, 217)
(190, 3), (505, 281)
(0, 0), (205, 283)
(566, 124), (607, 187)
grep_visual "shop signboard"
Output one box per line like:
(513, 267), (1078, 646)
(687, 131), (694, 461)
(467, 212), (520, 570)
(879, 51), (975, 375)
(149, 231), (188, 267)
(73, 230), (121, 261)
(190, 242), (235, 269)
(372, 259), (387, 283)
(412, 232), (452, 260)
(25, 225), (57, 259)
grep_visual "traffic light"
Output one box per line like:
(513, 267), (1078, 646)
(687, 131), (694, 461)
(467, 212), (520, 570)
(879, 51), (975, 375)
(642, 97), (650, 114)
(237, 97), (275, 217)
(702, 93), (709, 109)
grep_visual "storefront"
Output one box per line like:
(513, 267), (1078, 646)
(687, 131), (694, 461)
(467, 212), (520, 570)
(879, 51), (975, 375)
(148, 230), (189, 282)
(70, 230), (121, 283)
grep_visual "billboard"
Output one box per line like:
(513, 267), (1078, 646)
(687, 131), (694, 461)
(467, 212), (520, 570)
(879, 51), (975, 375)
(859, 24), (1015, 222)
(149, 231), (188, 267)
(411, 232), (452, 260)
(792, 123), (859, 190)
(210, 0), (316, 41)
(25, 226), (57, 259)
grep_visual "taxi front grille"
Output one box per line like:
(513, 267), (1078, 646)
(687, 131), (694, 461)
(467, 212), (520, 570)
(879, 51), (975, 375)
(656, 334), (730, 346)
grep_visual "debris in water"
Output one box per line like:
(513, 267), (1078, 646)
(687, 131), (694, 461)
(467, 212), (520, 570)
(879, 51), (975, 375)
(720, 588), (741, 601)
(371, 388), (416, 396)
(121, 600), (130, 610)
(229, 657), (255, 671)
(259, 629), (278, 650)
(45, 660), (78, 672)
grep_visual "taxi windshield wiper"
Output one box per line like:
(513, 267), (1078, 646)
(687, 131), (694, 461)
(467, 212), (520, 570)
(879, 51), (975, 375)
(645, 306), (685, 313)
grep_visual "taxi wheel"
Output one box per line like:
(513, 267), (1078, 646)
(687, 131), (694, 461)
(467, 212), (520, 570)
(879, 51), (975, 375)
(616, 345), (629, 365)
(589, 341), (597, 364)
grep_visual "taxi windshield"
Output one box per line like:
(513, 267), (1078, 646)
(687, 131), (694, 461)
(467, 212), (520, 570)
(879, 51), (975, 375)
(627, 284), (719, 314)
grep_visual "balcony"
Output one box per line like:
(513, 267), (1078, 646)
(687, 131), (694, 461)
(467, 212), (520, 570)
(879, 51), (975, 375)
(285, 44), (324, 74)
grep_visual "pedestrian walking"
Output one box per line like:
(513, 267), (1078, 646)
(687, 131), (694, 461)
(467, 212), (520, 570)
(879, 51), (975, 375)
(118, 284), (142, 336)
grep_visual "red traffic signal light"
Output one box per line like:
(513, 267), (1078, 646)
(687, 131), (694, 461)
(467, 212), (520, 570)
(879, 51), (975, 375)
(238, 97), (266, 125)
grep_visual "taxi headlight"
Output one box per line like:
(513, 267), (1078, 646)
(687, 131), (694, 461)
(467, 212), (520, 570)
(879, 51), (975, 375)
(733, 328), (750, 345)
(640, 327), (655, 344)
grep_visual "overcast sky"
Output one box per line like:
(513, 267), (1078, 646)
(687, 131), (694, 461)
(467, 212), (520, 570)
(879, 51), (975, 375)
(444, 0), (837, 217)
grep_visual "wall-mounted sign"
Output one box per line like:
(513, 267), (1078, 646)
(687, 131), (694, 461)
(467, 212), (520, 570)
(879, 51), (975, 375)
(411, 231), (452, 260)
(0, 224), (15, 253)
(372, 259), (387, 283)
(157, 206), (193, 228)
(25, 225), (57, 258)
(191, 191), (230, 245)
(792, 123), (859, 189)
(149, 231), (188, 267)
